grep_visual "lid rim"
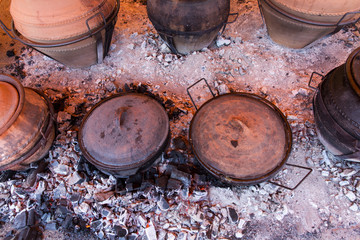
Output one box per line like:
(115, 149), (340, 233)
(346, 47), (360, 97)
(0, 75), (25, 135)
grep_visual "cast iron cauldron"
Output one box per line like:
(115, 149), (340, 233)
(147, 0), (231, 54)
(312, 47), (360, 161)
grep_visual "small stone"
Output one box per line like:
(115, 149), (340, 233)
(127, 44), (135, 50)
(227, 207), (238, 224)
(164, 54), (172, 62)
(235, 231), (243, 238)
(238, 219), (246, 229)
(114, 225), (128, 238)
(67, 172), (83, 185)
(339, 181), (350, 186)
(159, 43), (170, 53)
(146, 221), (157, 240)
(170, 169), (191, 186)
(216, 38), (231, 47)
(45, 222), (57, 230)
(350, 203), (358, 211)
(167, 232), (176, 240)
(346, 191), (356, 202)
(322, 171), (330, 177)
(167, 178), (182, 190)
(340, 169), (357, 178)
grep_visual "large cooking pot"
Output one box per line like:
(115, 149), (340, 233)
(0, 75), (55, 171)
(312, 47), (360, 161)
(187, 79), (294, 185)
(79, 93), (170, 178)
(258, 0), (360, 48)
(147, 0), (232, 54)
(0, 0), (120, 68)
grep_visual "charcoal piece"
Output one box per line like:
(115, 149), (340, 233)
(170, 168), (191, 187)
(227, 207), (238, 224)
(6, 50), (15, 57)
(144, 167), (157, 180)
(45, 222), (57, 230)
(155, 175), (169, 191)
(166, 178), (182, 190)
(172, 136), (188, 150)
(167, 150), (187, 164)
(90, 220), (103, 231)
(114, 225), (128, 237)
(193, 174), (208, 186)
(61, 214), (73, 229)
(55, 206), (69, 219)
(13, 210), (27, 229)
(26, 209), (36, 226)
(157, 196), (170, 211)
(0, 170), (15, 182)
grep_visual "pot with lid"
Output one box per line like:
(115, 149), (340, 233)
(258, 0), (360, 48)
(311, 47), (360, 161)
(147, 0), (234, 55)
(79, 93), (170, 178)
(187, 79), (311, 187)
(0, 75), (55, 171)
(0, 0), (120, 68)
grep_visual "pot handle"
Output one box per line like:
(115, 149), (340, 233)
(220, 13), (239, 35)
(308, 72), (325, 91)
(268, 163), (313, 190)
(187, 78), (216, 110)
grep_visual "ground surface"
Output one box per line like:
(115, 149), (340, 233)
(1, 0), (360, 239)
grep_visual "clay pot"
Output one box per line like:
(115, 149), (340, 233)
(259, 0), (360, 48)
(10, 0), (117, 42)
(0, 75), (55, 171)
(147, 0), (230, 54)
(7, 0), (120, 68)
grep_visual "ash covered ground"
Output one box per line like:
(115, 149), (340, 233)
(1, 0), (360, 239)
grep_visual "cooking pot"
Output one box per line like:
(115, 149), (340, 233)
(147, 0), (234, 54)
(311, 47), (360, 161)
(187, 79), (314, 187)
(0, 0), (120, 68)
(0, 75), (55, 171)
(79, 93), (170, 178)
(258, 0), (360, 48)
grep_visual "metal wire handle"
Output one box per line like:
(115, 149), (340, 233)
(187, 78), (216, 110)
(268, 163), (313, 190)
(308, 71), (325, 90)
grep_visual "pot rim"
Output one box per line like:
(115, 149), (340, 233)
(189, 92), (293, 185)
(346, 47), (360, 97)
(0, 88), (55, 171)
(0, 75), (25, 135)
(78, 93), (170, 173)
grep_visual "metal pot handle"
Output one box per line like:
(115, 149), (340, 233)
(187, 78), (216, 110)
(308, 72), (325, 90)
(268, 163), (313, 190)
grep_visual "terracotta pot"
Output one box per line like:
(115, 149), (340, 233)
(271, 0), (360, 23)
(10, 0), (117, 42)
(0, 75), (55, 171)
(259, 0), (359, 48)
(147, 0), (230, 54)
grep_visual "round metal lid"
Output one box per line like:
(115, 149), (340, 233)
(79, 93), (169, 171)
(0, 75), (24, 135)
(190, 93), (292, 184)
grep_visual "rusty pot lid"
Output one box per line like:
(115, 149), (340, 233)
(348, 47), (360, 96)
(189, 93), (292, 184)
(0, 75), (24, 135)
(79, 93), (169, 172)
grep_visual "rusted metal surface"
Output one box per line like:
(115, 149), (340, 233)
(0, 75), (55, 170)
(189, 93), (292, 185)
(79, 93), (170, 178)
(313, 47), (360, 161)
